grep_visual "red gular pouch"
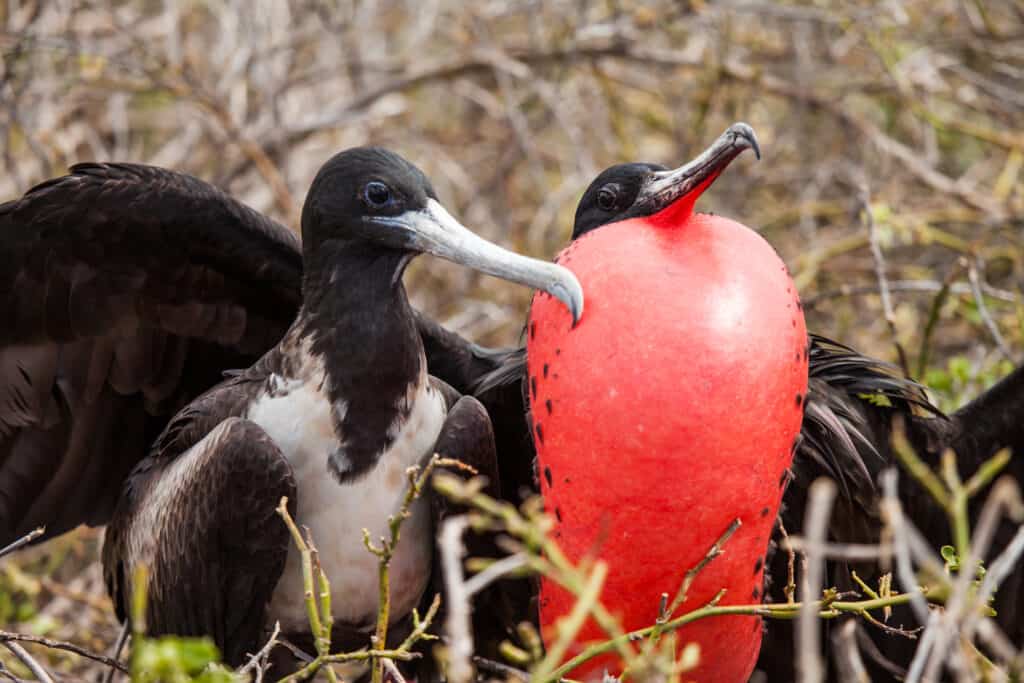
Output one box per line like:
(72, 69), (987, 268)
(526, 124), (808, 682)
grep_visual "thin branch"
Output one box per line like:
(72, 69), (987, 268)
(917, 261), (965, 378)
(968, 258), (1015, 361)
(667, 518), (741, 618)
(544, 589), (933, 682)
(381, 657), (407, 683)
(0, 631), (128, 674)
(2, 643), (54, 683)
(797, 479), (837, 683)
(0, 528), (44, 560)
(861, 184), (911, 377)
(102, 623), (129, 683)
(804, 279), (1018, 307)
(783, 538), (890, 562)
(462, 552), (529, 597)
(833, 620), (869, 683)
(534, 561), (609, 682)
(646, 517), (741, 652)
(778, 518), (798, 605)
(472, 655), (529, 681)
(439, 516), (473, 683)
(975, 526), (1024, 611)
(239, 621), (281, 683)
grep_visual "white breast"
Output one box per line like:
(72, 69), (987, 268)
(251, 365), (447, 634)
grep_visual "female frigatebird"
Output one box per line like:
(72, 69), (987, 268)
(6, 148), (584, 666)
(0, 162), (512, 551)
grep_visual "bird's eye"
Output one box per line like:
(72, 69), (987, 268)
(597, 185), (618, 211)
(363, 181), (392, 208)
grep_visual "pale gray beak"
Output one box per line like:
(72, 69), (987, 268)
(370, 198), (584, 323)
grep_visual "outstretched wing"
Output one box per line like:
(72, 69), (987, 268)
(0, 163), (303, 545)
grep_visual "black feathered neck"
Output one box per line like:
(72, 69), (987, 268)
(291, 240), (422, 483)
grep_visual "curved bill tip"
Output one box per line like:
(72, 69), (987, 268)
(635, 122), (762, 215)
(548, 273), (584, 325)
(727, 122), (761, 160)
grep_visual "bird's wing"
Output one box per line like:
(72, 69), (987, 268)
(0, 163), (302, 545)
(417, 315), (520, 396)
(793, 334), (943, 540)
(946, 362), (1024, 471)
(429, 389), (500, 497)
(468, 344), (526, 396)
(102, 370), (294, 667)
(465, 345), (538, 507)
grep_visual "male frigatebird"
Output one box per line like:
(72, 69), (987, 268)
(476, 129), (1024, 679)
(525, 123), (800, 681)
(3, 148), (583, 667)
(566, 151), (1024, 680)
(475, 189), (938, 518)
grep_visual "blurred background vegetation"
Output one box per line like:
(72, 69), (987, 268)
(1, 0), (1022, 677)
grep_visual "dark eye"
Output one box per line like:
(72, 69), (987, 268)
(597, 185), (618, 211)
(363, 181), (392, 208)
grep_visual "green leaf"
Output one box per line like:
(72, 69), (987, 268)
(924, 368), (952, 393)
(940, 544), (960, 571)
(858, 392), (894, 408)
(132, 635), (239, 683)
(948, 356), (971, 384)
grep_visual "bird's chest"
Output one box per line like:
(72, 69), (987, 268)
(248, 374), (446, 633)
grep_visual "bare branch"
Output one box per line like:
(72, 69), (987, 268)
(968, 258), (1015, 362)
(797, 479), (837, 683)
(2, 643), (54, 683)
(439, 516), (474, 683)
(0, 632), (128, 674)
(0, 528), (44, 560)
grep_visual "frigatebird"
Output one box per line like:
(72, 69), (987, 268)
(575, 153), (1024, 680)
(1, 148), (583, 667)
(477, 132), (1024, 679)
(0, 160), (529, 548)
(102, 147), (584, 665)
(523, 123), (803, 680)
(472, 158), (939, 519)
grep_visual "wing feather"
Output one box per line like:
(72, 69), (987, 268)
(103, 413), (295, 666)
(0, 164), (302, 544)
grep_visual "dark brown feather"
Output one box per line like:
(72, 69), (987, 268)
(0, 164), (303, 545)
(102, 413), (296, 667)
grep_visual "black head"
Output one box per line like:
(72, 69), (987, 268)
(572, 123), (761, 240)
(299, 146), (583, 321)
(572, 162), (669, 240)
(301, 147), (436, 254)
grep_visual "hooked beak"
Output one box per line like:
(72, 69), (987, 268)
(634, 122), (760, 219)
(369, 199), (584, 323)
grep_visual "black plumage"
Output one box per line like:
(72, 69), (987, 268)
(0, 161), (508, 546)
(0, 162), (301, 544)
